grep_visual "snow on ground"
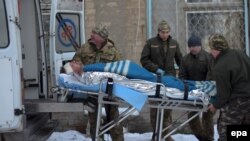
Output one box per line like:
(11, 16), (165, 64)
(47, 125), (219, 141)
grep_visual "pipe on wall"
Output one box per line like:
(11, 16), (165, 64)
(146, 0), (152, 39)
(244, 0), (249, 56)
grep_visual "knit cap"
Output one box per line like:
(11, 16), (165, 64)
(158, 20), (170, 31)
(92, 24), (109, 39)
(208, 33), (229, 51)
(188, 35), (202, 47)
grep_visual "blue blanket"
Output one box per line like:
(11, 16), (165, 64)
(83, 60), (216, 97)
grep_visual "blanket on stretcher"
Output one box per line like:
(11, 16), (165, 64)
(83, 60), (216, 97)
(58, 73), (148, 111)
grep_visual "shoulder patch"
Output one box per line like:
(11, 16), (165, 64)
(151, 45), (159, 48)
(169, 45), (176, 48)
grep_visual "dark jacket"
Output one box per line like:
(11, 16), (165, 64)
(212, 49), (250, 109)
(179, 49), (213, 81)
(140, 35), (182, 76)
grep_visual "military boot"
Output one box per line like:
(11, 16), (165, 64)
(195, 135), (214, 141)
(166, 136), (175, 141)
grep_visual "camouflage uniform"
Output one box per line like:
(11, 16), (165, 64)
(73, 25), (124, 141)
(179, 36), (214, 141)
(140, 20), (182, 141)
(74, 39), (121, 64)
(218, 98), (250, 141)
(209, 33), (250, 141)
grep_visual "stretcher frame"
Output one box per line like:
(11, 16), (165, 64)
(55, 78), (209, 141)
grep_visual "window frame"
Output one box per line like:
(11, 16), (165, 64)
(0, 0), (10, 48)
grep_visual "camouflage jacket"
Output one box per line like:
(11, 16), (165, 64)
(73, 39), (122, 65)
(212, 49), (250, 108)
(140, 35), (182, 76)
(179, 49), (213, 81)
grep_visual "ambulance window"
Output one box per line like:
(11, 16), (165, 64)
(55, 13), (81, 53)
(0, 0), (9, 48)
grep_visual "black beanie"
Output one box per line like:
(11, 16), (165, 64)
(188, 35), (202, 47)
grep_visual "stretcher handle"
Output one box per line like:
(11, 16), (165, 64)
(105, 77), (114, 131)
(106, 78), (114, 97)
(183, 81), (189, 100)
(152, 73), (162, 141)
(155, 73), (161, 98)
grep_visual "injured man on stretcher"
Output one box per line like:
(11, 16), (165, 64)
(58, 60), (216, 111)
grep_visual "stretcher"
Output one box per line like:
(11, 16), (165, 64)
(55, 60), (215, 141)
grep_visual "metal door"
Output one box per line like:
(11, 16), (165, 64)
(0, 0), (23, 132)
(49, 0), (85, 87)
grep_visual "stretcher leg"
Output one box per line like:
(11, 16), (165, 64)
(95, 95), (103, 141)
(162, 111), (201, 139)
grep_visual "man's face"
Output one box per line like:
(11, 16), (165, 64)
(159, 30), (170, 41)
(209, 48), (220, 59)
(89, 31), (105, 45)
(189, 46), (202, 55)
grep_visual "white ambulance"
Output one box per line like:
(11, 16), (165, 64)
(0, 0), (85, 140)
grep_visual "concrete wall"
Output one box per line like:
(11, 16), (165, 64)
(152, 0), (178, 38)
(52, 112), (88, 132)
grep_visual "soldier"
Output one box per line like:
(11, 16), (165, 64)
(179, 35), (214, 141)
(71, 24), (124, 141)
(207, 33), (250, 141)
(140, 20), (183, 141)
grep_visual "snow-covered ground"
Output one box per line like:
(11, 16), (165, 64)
(47, 125), (219, 141)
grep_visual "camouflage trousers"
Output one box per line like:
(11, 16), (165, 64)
(188, 110), (215, 141)
(88, 97), (124, 141)
(217, 97), (250, 141)
(150, 108), (173, 141)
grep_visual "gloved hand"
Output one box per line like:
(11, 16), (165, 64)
(156, 68), (165, 76)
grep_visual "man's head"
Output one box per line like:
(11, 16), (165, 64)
(92, 24), (109, 39)
(158, 20), (171, 41)
(90, 24), (109, 47)
(188, 35), (202, 55)
(208, 33), (229, 58)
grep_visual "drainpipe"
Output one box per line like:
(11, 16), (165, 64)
(244, 0), (249, 56)
(147, 0), (152, 39)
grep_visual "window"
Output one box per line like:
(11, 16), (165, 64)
(55, 13), (81, 53)
(0, 0), (9, 48)
(186, 11), (244, 50)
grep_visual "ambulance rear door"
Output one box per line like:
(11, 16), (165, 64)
(49, 0), (85, 87)
(0, 0), (23, 132)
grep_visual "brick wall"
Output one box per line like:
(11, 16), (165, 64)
(85, 0), (146, 63)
